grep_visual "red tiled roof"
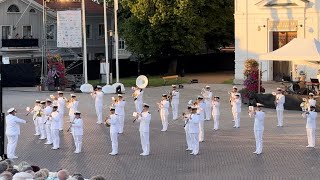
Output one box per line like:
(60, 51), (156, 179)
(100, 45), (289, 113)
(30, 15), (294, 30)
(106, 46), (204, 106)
(34, 0), (107, 16)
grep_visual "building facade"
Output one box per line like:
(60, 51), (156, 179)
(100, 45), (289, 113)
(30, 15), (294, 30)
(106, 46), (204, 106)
(0, 0), (131, 64)
(234, 0), (320, 83)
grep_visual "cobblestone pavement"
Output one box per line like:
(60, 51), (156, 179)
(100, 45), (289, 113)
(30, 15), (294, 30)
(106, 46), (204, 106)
(3, 83), (320, 179)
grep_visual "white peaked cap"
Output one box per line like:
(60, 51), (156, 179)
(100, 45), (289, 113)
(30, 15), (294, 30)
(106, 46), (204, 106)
(233, 86), (237, 89)
(309, 93), (314, 96)
(7, 108), (15, 113)
(57, 91), (63, 94)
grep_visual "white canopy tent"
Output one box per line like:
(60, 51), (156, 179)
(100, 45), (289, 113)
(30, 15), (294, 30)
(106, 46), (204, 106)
(257, 38), (320, 93)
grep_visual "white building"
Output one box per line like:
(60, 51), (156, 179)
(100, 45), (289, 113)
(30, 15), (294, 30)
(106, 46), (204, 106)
(234, 0), (320, 83)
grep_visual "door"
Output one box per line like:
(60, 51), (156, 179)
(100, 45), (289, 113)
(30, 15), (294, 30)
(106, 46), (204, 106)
(272, 31), (297, 81)
(1, 26), (11, 39)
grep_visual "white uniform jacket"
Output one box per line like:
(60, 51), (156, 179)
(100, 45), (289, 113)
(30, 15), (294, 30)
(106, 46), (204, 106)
(57, 97), (66, 112)
(196, 102), (206, 120)
(171, 90), (180, 104)
(137, 111), (151, 133)
(183, 113), (192, 129)
(308, 99), (316, 108)
(160, 100), (170, 113)
(115, 100), (126, 116)
(305, 111), (317, 129)
(67, 100), (79, 116)
(253, 111), (265, 131)
(32, 105), (41, 120)
(276, 94), (285, 110)
(212, 101), (220, 115)
(5, 114), (26, 136)
(109, 114), (119, 133)
(232, 99), (241, 113)
(50, 111), (60, 130)
(204, 91), (213, 105)
(188, 114), (200, 133)
(43, 106), (53, 124)
(72, 118), (84, 136)
(92, 91), (104, 105)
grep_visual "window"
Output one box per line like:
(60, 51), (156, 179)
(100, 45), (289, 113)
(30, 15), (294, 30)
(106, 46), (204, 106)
(2, 26), (12, 39)
(86, 25), (91, 38)
(47, 24), (55, 40)
(22, 26), (32, 38)
(119, 38), (125, 49)
(98, 24), (104, 38)
(29, 9), (36, 13)
(7, 4), (20, 12)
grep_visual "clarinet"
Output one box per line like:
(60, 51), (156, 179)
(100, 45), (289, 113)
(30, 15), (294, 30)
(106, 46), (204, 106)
(67, 117), (76, 132)
(183, 114), (192, 127)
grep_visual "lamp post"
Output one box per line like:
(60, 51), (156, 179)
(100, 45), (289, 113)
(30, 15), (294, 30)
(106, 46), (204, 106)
(114, 0), (119, 82)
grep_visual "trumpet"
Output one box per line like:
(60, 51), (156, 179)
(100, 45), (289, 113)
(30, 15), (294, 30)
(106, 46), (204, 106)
(104, 115), (111, 127)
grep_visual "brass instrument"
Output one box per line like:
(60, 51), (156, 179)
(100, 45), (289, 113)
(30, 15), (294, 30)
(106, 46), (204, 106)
(201, 88), (209, 100)
(300, 98), (308, 112)
(104, 115), (111, 127)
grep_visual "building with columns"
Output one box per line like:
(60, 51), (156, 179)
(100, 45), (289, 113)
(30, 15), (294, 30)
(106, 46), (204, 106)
(234, 0), (320, 83)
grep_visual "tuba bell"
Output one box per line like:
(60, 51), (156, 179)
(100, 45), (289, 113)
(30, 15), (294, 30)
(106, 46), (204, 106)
(136, 75), (148, 89)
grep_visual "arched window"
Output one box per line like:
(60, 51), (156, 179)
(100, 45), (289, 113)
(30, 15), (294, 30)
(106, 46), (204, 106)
(7, 4), (20, 12)
(29, 9), (36, 13)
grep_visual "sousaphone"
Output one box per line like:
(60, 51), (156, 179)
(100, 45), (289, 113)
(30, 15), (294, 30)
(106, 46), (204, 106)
(136, 75), (148, 89)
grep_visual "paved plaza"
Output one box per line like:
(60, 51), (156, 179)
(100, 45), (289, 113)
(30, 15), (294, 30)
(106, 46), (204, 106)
(3, 83), (320, 179)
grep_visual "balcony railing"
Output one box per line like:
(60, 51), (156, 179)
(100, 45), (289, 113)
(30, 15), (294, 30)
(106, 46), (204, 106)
(2, 39), (39, 48)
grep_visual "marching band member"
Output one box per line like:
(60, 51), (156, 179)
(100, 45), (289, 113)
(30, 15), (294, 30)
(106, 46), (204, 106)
(158, 94), (170, 132)
(106, 107), (120, 155)
(91, 86), (104, 124)
(114, 94), (126, 134)
(229, 86), (239, 122)
(50, 105), (60, 150)
(195, 96), (206, 142)
(275, 88), (285, 127)
(44, 99), (53, 145)
(302, 106), (317, 148)
(188, 106), (200, 155)
(67, 94), (79, 122)
(183, 106), (192, 151)
(308, 93), (316, 111)
(50, 95), (59, 107)
(211, 96), (220, 130)
(39, 101), (47, 140)
(57, 91), (66, 131)
(231, 93), (241, 128)
(171, 85), (180, 120)
(71, 111), (83, 153)
(135, 103), (151, 156)
(31, 100), (41, 136)
(6, 108), (27, 159)
(203, 85), (213, 121)
(133, 86), (144, 113)
(249, 103), (265, 155)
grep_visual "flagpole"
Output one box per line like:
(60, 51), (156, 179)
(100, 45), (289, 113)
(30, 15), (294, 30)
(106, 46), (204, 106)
(104, 0), (109, 84)
(114, 0), (119, 82)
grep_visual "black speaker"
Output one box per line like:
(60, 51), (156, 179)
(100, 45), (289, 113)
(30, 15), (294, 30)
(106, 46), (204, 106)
(116, 85), (122, 94)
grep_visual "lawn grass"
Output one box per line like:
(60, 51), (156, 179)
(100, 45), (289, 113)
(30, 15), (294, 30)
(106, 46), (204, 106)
(89, 76), (189, 87)
(222, 79), (234, 84)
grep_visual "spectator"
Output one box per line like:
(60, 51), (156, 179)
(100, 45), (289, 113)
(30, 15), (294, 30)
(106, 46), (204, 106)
(90, 176), (105, 180)
(34, 169), (49, 180)
(17, 162), (30, 172)
(0, 171), (13, 180)
(72, 173), (84, 180)
(3, 160), (13, 169)
(12, 172), (33, 180)
(0, 161), (9, 174)
(31, 166), (40, 173)
(6, 168), (18, 176)
(57, 169), (69, 180)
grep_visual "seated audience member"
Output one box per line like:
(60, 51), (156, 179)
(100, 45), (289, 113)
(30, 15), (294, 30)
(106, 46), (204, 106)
(90, 176), (105, 180)
(0, 161), (8, 174)
(12, 172), (33, 180)
(0, 171), (13, 180)
(57, 169), (69, 180)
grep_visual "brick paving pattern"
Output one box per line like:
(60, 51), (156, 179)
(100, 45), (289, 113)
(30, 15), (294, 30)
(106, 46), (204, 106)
(3, 84), (320, 179)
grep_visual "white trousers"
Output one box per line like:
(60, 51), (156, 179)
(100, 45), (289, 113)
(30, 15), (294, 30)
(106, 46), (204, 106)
(135, 101), (143, 113)
(171, 103), (179, 120)
(199, 120), (204, 142)
(73, 135), (83, 152)
(276, 110), (284, 126)
(6, 135), (18, 158)
(59, 111), (64, 130)
(51, 129), (60, 149)
(33, 118), (40, 135)
(118, 115), (125, 133)
(234, 112), (240, 127)
(232, 110), (236, 121)
(45, 124), (52, 144)
(185, 128), (192, 149)
(39, 122), (46, 139)
(190, 133), (199, 155)
(140, 131), (150, 155)
(110, 132), (118, 154)
(160, 110), (169, 131)
(95, 104), (103, 123)
(307, 128), (316, 147)
(213, 114), (220, 130)
(205, 104), (212, 120)
(254, 130), (264, 153)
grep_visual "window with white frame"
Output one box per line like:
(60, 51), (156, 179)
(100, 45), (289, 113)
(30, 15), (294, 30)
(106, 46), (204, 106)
(119, 38), (125, 49)
(2, 26), (12, 39)
(7, 4), (20, 12)
(47, 24), (55, 40)
(98, 24), (104, 38)
(86, 25), (91, 38)
(22, 26), (32, 38)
